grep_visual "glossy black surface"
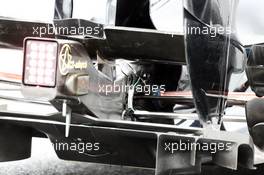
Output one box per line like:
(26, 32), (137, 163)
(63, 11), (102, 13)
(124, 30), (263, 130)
(54, 0), (73, 19)
(184, 0), (244, 126)
(0, 19), (54, 48)
(246, 44), (264, 97)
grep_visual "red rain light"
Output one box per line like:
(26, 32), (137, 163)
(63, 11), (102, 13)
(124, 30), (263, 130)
(23, 40), (58, 87)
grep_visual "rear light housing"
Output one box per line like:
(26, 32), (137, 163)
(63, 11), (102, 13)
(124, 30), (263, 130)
(22, 37), (90, 101)
(23, 39), (58, 87)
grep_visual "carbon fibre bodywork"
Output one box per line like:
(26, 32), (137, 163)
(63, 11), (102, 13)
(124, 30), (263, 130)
(0, 0), (255, 175)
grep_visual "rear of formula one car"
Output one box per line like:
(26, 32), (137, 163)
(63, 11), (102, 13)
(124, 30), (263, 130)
(0, 0), (261, 175)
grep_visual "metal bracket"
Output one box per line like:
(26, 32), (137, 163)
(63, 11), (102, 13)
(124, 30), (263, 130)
(122, 86), (135, 120)
(62, 100), (72, 137)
